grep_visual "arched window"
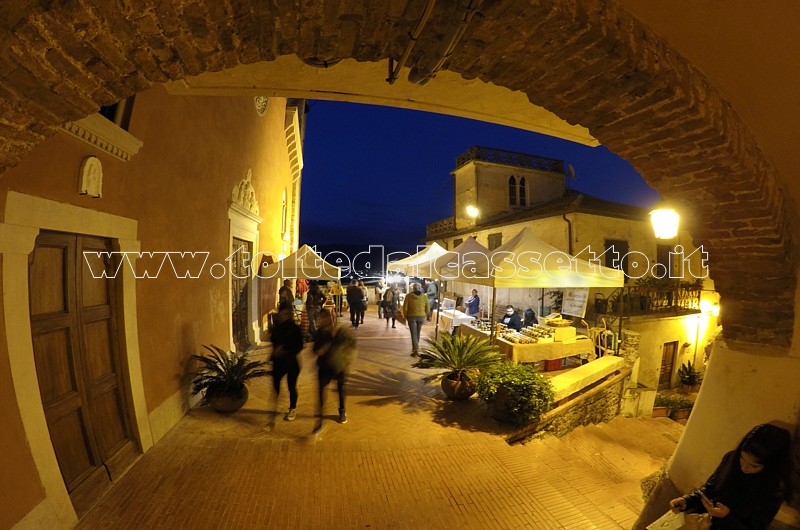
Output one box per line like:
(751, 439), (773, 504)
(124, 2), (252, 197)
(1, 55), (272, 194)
(508, 176), (517, 206)
(518, 177), (527, 207)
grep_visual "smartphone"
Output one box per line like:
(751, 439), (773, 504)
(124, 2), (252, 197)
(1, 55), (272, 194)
(698, 490), (715, 505)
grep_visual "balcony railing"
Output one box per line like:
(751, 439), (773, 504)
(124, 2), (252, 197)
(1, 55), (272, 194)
(595, 286), (702, 317)
(426, 216), (455, 238)
(455, 146), (565, 173)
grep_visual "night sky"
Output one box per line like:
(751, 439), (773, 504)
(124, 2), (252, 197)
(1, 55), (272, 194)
(299, 100), (659, 254)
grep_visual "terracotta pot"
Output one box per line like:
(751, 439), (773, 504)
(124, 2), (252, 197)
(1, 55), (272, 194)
(208, 387), (249, 413)
(670, 407), (691, 421)
(441, 375), (476, 400)
(651, 406), (670, 418)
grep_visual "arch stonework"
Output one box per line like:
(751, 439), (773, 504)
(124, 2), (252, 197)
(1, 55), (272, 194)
(0, 0), (793, 345)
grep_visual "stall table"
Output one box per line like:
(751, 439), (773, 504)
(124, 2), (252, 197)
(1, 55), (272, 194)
(458, 323), (595, 367)
(432, 309), (475, 334)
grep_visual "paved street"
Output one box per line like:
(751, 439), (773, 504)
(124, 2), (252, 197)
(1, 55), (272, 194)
(77, 313), (683, 529)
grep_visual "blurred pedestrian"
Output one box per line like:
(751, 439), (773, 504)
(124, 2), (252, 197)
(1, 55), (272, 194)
(268, 302), (303, 426)
(312, 309), (357, 433)
(403, 282), (430, 356)
(306, 282), (326, 340)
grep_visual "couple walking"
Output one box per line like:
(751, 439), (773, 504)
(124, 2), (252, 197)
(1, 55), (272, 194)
(269, 303), (356, 431)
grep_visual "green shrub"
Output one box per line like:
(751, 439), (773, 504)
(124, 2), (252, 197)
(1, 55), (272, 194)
(654, 394), (693, 412)
(477, 362), (554, 425)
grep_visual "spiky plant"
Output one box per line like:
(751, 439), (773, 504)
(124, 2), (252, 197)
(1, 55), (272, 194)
(191, 344), (270, 401)
(412, 334), (502, 383)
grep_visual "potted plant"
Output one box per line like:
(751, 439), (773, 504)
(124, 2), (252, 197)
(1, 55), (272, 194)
(477, 362), (554, 424)
(669, 397), (694, 421)
(412, 334), (502, 400)
(678, 360), (702, 393)
(652, 394), (673, 417)
(191, 345), (270, 413)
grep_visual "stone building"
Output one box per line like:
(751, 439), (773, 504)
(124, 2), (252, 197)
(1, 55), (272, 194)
(1, 2), (799, 528)
(426, 145), (720, 417)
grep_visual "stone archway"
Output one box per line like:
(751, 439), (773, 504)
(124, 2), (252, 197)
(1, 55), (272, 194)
(0, 0), (793, 346)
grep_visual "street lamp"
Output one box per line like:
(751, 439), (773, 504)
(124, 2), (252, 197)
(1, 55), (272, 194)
(466, 204), (479, 218)
(650, 205), (679, 239)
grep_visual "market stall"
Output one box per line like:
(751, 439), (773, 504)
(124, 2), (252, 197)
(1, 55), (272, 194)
(260, 244), (342, 330)
(438, 228), (624, 367)
(386, 242), (448, 278)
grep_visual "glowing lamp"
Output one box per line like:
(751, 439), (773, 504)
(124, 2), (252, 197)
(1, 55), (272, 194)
(650, 207), (679, 239)
(466, 205), (479, 218)
(700, 299), (712, 313)
(711, 304), (720, 317)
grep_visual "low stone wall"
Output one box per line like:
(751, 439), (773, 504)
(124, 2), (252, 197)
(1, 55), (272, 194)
(508, 368), (631, 444)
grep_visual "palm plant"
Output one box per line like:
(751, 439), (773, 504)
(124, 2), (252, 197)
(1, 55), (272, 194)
(191, 344), (270, 402)
(412, 334), (502, 383)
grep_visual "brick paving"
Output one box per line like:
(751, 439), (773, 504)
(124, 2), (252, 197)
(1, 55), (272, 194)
(77, 313), (684, 529)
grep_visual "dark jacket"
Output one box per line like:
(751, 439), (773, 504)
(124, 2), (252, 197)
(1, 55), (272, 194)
(683, 450), (785, 530)
(269, 317), (303, 369)
(499, 312), (523, 331)
(346, 285), (364, 309)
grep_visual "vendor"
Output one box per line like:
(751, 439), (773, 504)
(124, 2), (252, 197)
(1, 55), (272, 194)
(523, 308), (538, 327)
(499, 305), (523, 331)
(464, 289), (480, 317)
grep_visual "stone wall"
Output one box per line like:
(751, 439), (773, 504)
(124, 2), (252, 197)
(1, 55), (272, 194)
(509, 369), (630, 444)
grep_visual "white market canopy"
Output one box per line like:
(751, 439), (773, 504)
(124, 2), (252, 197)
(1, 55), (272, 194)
(431, 237), (492, 281)
(386, 242), (448, 278)
(260, 244), (341, 280)
(434, 228), (624, 288)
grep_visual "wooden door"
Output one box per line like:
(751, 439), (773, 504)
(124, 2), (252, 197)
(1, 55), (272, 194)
(231, 237), (252, 351)
(658, 340), (679, 390)
(29, 231), (138, 516)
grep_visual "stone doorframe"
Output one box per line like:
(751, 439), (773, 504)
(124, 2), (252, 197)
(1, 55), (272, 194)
(228, 173), (263, 350)
(1, 191), (153, 527)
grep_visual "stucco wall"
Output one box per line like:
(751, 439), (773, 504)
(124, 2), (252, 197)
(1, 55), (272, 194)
(625, 314), (718, 390)
(0, 89), (295, 527)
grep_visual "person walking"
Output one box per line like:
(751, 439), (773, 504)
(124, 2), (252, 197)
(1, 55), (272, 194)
(305, 282), (326, 341)
(268, 302), (303, 426)
(425, 279), (438, 321)
(345, 279), (363, 329)
(375, 281), (386, 319)
(403, 282), (429, 356)
(278, 279), (294, 307)
(358, 280), (368, 325)
(330, 280), (344, 316)
(382, 284), (398, 328)
(312, 309), (357, 433)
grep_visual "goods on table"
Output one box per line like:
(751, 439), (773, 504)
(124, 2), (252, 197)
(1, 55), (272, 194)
(500, 325), (556, 344)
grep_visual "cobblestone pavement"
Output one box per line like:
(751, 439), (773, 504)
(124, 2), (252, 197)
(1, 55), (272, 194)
(77, 313), (684, 529)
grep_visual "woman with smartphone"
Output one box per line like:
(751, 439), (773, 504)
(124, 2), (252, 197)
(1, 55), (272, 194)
(669, 423), (793, 529)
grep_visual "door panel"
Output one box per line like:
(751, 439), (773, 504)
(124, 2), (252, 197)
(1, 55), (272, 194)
(83, 320), (113, 380)
(32, 328), (76, 404)
(30, 231), (139, 516)
(48, 409), (97, 489)
(29, 245), (67, 315)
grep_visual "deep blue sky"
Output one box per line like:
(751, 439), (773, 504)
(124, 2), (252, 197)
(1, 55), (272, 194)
(299, 100), (659, 251)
